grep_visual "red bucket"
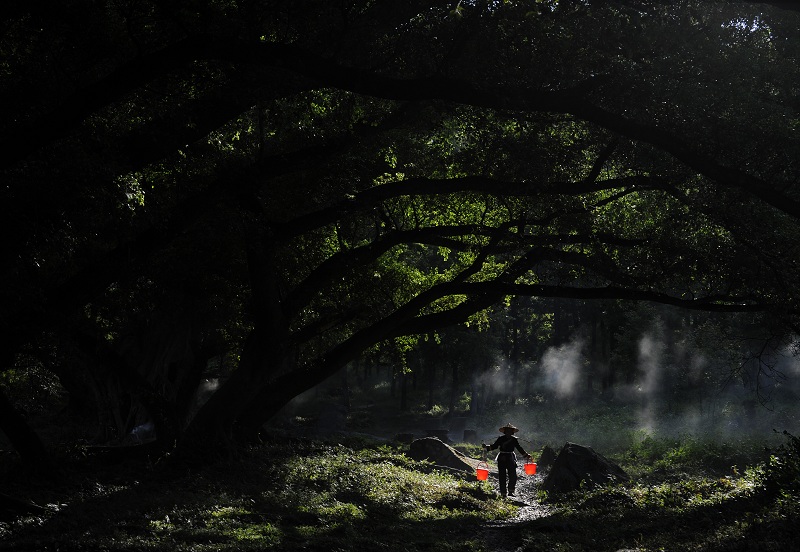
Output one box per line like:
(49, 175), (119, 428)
(523, 461), (537, 475)
(476, 461), (489, 481)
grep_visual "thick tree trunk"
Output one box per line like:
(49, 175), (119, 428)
(158, 346), (211, 447)
(175, 224), (290, 458)
(234, 370), (318, 441)
(179, 222), (515, 454)
(176, 327), (275, 457)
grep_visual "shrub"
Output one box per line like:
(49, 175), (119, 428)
(762, 431), (800, 498)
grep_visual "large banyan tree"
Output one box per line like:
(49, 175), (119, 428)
(2, 0), (800, 463)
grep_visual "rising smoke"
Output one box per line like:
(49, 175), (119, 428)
(473, 320), (800, 450)
(634, 328), (665, 433)
(539, 338), (586, 399)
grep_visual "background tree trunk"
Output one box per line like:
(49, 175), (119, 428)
(400, 368), (408, 411)
(427, 361), (436, 410)
(448, 362), (459, 414)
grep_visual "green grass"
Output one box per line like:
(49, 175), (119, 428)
(517, 432), (800, 552)
(1, 432), (799, 552)
(0, 440), (515, 551)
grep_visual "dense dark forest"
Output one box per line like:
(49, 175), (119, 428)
(2, 1), (800, 550)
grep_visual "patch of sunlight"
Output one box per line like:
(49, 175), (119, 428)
(148, 516), (175, 533)
(317, 500), (366, 521)
(425, 404), (447, 417)
(210, 505), (251, 518)
(230, 523), (282, 543)
(295, 525), (320, 538)
(205, 505), (283, 545)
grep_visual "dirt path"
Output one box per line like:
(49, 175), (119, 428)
(480, 472), (550, 552)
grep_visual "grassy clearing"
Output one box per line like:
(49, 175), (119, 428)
(1, 432), (799, 551)
(517, 432), (800, 552)
(0, 439), (515, 551)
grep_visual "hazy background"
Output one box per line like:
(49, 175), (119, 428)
(277, 311), (800, 455)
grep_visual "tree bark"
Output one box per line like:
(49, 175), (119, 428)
(400, 368), (408, 412)
(176, 222), (290, 457)
(448, 362), (459, 414)
(177, 326), (278, 456)
(427, 361), (436, 410)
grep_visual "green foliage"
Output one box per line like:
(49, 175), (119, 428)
(623, 433), (765, 475)
(521, 432), (800, 552)
(420, 403), (448, 418)
(0, 360), (64, 414)
(4, 431), (800, 551)
(762, 430), (800, 496)
(5, 0), (800, 480)
(1, 441), (515, 551)
(268, 444), (512, 525)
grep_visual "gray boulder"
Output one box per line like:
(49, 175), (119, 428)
(537, 444), (557, 469)
(407, 437), (479, 473)
(543, 442), (629, 493)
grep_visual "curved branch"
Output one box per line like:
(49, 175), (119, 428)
(285, 224), (495, 315)
(584, 140), (619, 184)
(13, 32), (794, 221)
(390, 282), (772, 338)
(242, 41), (800, 220)
(458, 282), (768, 312)
(278, 175), (653, 238)
(238, 229), (782, 430)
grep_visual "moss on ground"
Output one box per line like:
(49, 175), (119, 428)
(516, 432), (800, 552)
(0, 440), (514, 551)
(1, 433), (798, 551)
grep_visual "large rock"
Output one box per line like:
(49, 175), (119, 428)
(407, 437), (479, 473)
(537, 445), (557, 469)
(543, 442), (629, 493)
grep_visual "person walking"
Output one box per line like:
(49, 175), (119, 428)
(483, 422), (531, 497)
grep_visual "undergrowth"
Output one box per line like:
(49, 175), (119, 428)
(1, 433), (799, 552)
(0, 440), (514, 551)
(519, 431), (800, 552)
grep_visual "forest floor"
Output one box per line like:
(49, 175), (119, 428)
(2, 381), (800, 551)
(479, 473), (550, 552)
(0, 432), (800, 552)
(0, 437), (518, 551)
(1, 428), (799, 552)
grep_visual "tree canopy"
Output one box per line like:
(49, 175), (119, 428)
(2, 0), (800, 464)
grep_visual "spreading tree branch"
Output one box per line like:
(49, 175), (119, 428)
(9, 33), (799, 219)
(278, 175), (653, 238)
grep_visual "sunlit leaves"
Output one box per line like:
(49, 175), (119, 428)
(6, 0), (800, 461)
